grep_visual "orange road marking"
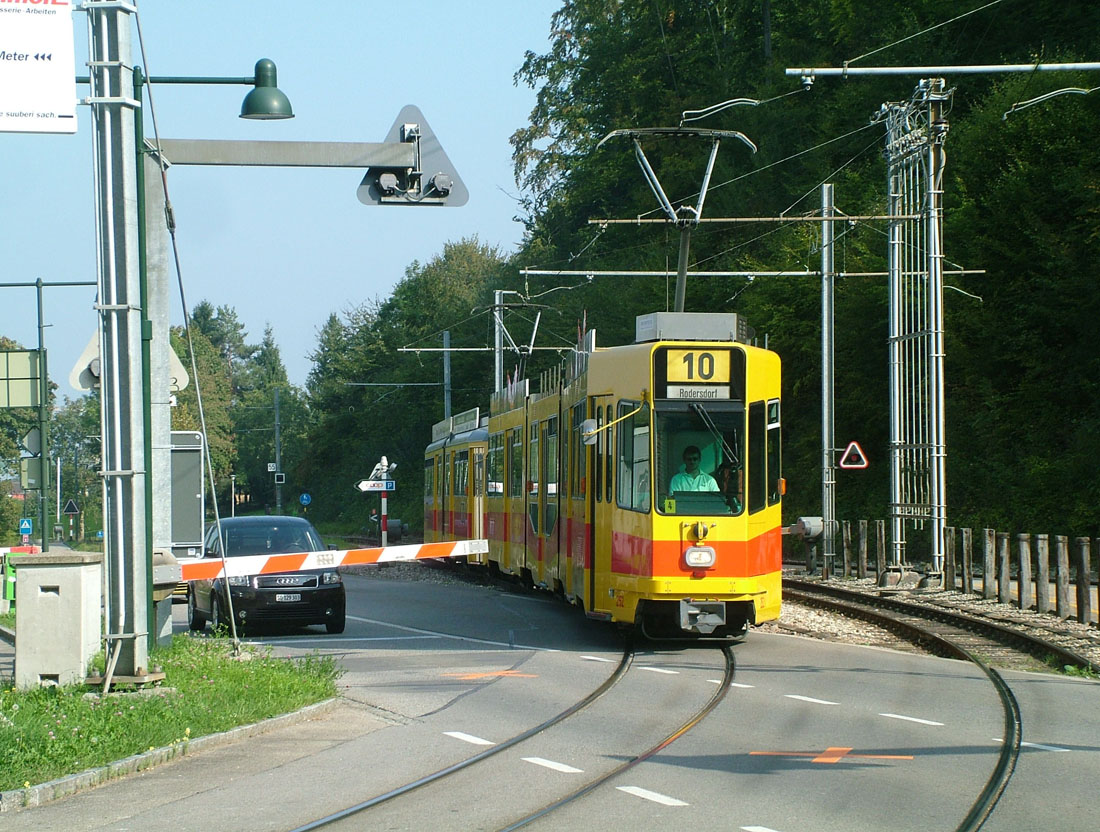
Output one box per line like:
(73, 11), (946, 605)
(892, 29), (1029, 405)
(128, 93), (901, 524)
(443, 670), (538, 680)
(751, 747), (913, 764)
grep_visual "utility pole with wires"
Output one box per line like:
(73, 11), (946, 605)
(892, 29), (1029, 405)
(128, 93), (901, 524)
(786, 60), (1100, 581)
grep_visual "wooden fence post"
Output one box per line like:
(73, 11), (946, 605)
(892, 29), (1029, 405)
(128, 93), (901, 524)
(876, 520), (886, 574)
(842, 521), (852, 578)
(962, 528), (973, 595)
(1056, 535), (1071, 619)
(1075, 538), (1093, 626)
(1035, 534), (1050, 615)
(944, 527), (956, 591)
(858, 520), (868, 579)
(997, 532), (1011, 604)
(1016, 533), (1032, 610)
(983, 529), (996, 600)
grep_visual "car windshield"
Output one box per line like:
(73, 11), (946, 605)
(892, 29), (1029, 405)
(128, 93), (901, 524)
(214, 523), (323, 557)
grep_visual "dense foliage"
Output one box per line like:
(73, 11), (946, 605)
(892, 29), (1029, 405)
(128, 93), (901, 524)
(4, 1), (1099, 547)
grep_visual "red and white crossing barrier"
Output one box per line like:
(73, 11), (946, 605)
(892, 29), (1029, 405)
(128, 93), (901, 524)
(0, 546), (39, 554)
(176, 538), (488, 582)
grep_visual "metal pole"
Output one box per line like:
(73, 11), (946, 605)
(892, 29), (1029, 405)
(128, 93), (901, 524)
(443, 330), (452, 418)
(927, 81), (948, 574)
(88, 0), (149, 677)
(820, 184), (836, 568)
(885, 110), (905, 571)
(274, 387), (282, 514)
(35, 279), (50, 552)
(230, 475), (236, 517)
(380, 491), (388, 547)
(673, 224), (692, 312)
(493, 290), (503, 392)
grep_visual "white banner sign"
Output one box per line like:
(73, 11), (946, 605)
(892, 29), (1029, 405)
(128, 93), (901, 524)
(0, 0), (77, 134)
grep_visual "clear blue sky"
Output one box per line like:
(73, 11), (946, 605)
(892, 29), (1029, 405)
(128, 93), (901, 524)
(0, 1), (561, 395)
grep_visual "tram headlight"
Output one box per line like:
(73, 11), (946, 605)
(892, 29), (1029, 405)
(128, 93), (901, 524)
(683, 546), (716, 569)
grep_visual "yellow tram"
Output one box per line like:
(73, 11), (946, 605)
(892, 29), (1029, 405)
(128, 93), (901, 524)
(425, 312), (782, 637)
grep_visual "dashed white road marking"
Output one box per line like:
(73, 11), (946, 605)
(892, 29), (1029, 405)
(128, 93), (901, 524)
(347, 615), (560, 651)
(616, 786), (688, 806)
(638, 666), (679, 675)
(880, 713), (944, 726)
(995, 738), (1070, 752)
(581, 655), (616, 663)
(522, 756), (584, 773)
(710, 679), (755, 687)
(444, 731), (495, 746)
(742, 826), (784, 832)
(785, 695), (838, 705)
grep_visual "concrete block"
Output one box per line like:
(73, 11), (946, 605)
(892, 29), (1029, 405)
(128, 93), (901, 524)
(14, 551), (102, 689)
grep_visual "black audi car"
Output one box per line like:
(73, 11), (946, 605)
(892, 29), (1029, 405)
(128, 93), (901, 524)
(187, 515), (346, 634)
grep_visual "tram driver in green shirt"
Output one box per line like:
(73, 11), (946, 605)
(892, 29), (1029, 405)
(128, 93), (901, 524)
(669, 445), (719, 493)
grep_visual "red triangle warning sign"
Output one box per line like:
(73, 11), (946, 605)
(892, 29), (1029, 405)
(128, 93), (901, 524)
(838, 441), (868, 469)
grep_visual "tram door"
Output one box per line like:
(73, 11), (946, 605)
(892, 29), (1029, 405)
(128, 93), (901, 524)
(588, 397), (614, 615)
(526, 420), (541, 581)
(472, 448), (485, 539)
(442, 450), (452, 536)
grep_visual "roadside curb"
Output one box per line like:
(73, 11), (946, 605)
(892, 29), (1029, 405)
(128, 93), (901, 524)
(0, 697), (340, 813)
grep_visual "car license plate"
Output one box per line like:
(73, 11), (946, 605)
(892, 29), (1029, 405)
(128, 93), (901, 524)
(275, 593), (301, 602)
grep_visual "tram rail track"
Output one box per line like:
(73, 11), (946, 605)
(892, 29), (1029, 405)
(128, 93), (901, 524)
(289, 642), (733, 832)
(781, 577), (1041, 832)
(783, 577), (1100, 674)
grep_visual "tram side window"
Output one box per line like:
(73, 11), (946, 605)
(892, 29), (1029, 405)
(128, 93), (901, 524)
(424, 457), (434, 500)
(748, 401), (766, 514)
(594, 407), (603, 503)
(509, 428), (523, 498)
(616, 400), (651, 513)
(454, 450), (469, 497)
(474, 449), (485, 497)
(543, 417), (558, 536)
(767, 399), (782, 506)
(488, 433), (504, 495)
(571, 403), (586, 498)
(605, 405), (613, 503)
(528, 426), (539, 497)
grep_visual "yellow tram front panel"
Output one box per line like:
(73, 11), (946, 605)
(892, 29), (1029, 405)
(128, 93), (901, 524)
(585, 339), (782, 630)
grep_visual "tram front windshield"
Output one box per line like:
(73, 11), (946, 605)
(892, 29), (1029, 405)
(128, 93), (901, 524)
(655, 402), (743, 516)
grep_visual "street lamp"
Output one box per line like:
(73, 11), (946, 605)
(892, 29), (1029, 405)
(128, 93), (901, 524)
(132, 58), (294, 121)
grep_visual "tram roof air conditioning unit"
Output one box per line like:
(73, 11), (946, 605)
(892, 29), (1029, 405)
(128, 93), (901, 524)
(635, 312), (753, 344)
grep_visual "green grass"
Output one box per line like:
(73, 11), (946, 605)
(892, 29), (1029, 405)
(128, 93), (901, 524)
(0, 610), (13, 630)
(0, 634), (341, 792)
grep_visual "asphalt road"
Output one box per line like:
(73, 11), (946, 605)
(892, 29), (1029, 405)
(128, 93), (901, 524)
(2, 570), (1097, 831)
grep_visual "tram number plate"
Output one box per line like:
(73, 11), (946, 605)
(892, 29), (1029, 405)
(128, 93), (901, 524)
(666, 349), (729, 383)
(275, 593), (301, 602)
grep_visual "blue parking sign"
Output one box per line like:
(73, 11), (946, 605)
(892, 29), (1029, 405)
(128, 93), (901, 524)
(18, 518), (32, 535)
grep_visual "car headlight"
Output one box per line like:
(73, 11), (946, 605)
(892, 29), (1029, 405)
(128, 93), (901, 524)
(227, 575), (250, 587)
(683, 546), (716, 569)
(322, 571), (342, 585)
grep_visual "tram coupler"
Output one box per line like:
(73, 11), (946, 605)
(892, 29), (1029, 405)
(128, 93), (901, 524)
(679, 600), (725, 634)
